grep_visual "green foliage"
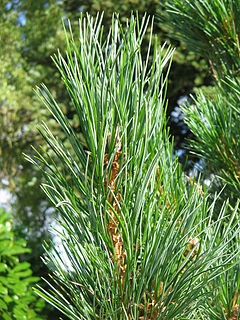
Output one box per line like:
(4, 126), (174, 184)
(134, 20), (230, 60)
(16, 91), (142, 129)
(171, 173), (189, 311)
(181, 92), (240, 200)
(0, 209), (45, 319)
(0, 1), (71, 281)
(162, 1), (240, 318)
(0, 1), (210, 281)
(164, 0), (240, 199)
(28, 13), (240, 319)
(163, 0), (240, 78)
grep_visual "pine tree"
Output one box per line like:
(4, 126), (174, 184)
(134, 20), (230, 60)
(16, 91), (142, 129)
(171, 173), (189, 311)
(0, 1), (208, 280)
(163, 1), (240, 318)
(163, 0), (240, 204)
(27, 13), (240, 319)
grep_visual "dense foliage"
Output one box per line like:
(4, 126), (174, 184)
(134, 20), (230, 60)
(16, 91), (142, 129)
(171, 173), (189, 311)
(28, 13), (240, 319)
(2, 1), (240, 319)
(162, 1), (240, 318)
(0, 1), (210, 265)
(0, 209), (45, 319)
(163, 0), (240, 204)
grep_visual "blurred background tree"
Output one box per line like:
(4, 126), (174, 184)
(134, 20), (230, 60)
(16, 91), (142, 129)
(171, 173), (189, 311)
(0, 208), (46, 319)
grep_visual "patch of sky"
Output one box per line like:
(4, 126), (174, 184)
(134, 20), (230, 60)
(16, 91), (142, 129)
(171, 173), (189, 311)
(44, 2), (49, 9)
(18, 11), (26, 26)
(6, 0), (21, 10)
(6, 2), (12, 10)
(0, 189), (11, 210)
(170, 95), (191, 135)
(177, 148), (186, 158)
(47, 218), (74, 271)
